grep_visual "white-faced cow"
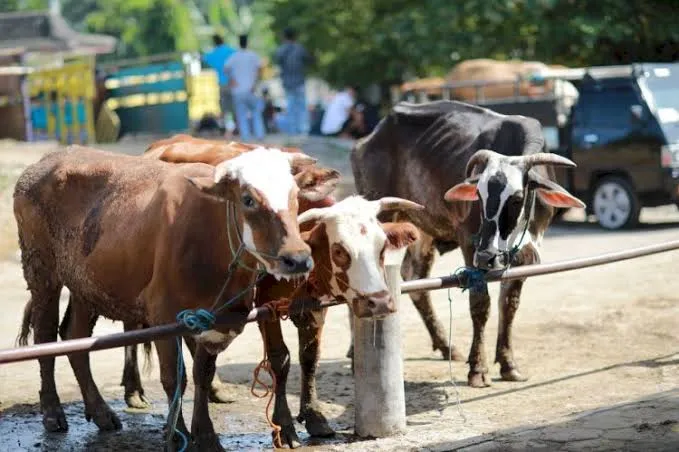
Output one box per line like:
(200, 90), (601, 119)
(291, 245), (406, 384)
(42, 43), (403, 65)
(351, 100), (585, 387)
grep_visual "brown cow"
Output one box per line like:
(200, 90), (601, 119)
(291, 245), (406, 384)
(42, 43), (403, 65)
(143, 134), (341, 208)
(254, 195), (423, 446)
(116, 135), (341, 408)
(13, 145), (330, 450)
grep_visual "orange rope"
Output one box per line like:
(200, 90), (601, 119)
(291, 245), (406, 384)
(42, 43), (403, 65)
(251, 312), (283, 448)
(249, 281), (314, 448)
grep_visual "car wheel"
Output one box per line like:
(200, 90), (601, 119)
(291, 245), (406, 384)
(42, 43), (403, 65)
(592, 176), (640, 230)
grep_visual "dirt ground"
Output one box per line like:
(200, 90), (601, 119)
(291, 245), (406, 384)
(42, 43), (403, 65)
(0, 137), (678, 451)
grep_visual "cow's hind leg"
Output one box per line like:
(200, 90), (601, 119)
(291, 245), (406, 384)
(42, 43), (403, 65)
(190, 343), (224, 451)
(63, 294), (121, 430)
(461, 245), (491, 388)
(19, 249), (67, 432)
(31, 287), (68, 432)
(121, 321), (151, 409)
(404, 234), (465, 361)
(184, 335), (232, 403)
(293, 307), (334, 438)
(154, 337), (189, 451)
(258, 319), (300, 448)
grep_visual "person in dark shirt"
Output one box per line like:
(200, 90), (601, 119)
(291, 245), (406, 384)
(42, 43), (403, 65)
(273, 27), (315, 135)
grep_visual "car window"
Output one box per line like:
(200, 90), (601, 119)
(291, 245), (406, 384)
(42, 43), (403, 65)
(577, 84), (640, 127)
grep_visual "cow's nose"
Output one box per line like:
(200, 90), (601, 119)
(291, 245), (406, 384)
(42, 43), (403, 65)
(366, 291), (396, 318)
(280, 252), (314, 274)
(474, 250), (499, 270)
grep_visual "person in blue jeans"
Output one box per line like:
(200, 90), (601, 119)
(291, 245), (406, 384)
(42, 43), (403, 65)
(225, 35), (265, 142)
(273, 27), (314, 135)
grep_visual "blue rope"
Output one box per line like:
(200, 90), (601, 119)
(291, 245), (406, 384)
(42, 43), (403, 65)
(166, 272), (264, 449)
(452, 266), (488, 293)
(177, 309), (216, 333)
(166, 309), (217, 452)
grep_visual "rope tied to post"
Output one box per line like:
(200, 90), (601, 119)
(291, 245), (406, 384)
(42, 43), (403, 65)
(176, 309), (216, 333)
(453, 266), (488, 293)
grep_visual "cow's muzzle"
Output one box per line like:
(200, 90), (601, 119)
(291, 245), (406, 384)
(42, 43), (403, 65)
(473, 250), (507, 270)
(279, 251), (314, 274)
(352, 290), (396, 319)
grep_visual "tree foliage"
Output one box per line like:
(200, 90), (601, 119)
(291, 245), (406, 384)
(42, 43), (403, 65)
(267, 0), (679, 87)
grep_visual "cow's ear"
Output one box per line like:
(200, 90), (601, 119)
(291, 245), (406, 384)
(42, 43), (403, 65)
(528, 171), (586, 209)
(304, 221), (328, 250)
(185, 176), (230, 201)
(295, 167), (341, 201)
(285, 152), (317, 174)
(381, 222), (420, 250)
(444, 175), (480, 203)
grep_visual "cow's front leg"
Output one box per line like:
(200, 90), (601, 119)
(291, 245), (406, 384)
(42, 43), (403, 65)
(258, 319), (300, 448)
(495, 244), (538, 382)
(184, 335), (232, 403)
(190, 342), (224, 451)
(292, 308), (334, 438)
(467, 287), (491, 388)
(154, 337), (189, 452)
(496, 279), (528, 382)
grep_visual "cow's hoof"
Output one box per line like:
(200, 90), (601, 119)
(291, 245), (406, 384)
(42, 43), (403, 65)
(298, 409), (335, 438)
(43, 406), (68, 432)
(193, 432), (224, 452)
(88, 405), (122, 431)
(500, 367), (528, 382)
(467, 371), (491, 388)
(208, 386), (234, 404)
(438, 345), (465, 362)
(125, 391), (150, 410)
(277, 424), (301, 449)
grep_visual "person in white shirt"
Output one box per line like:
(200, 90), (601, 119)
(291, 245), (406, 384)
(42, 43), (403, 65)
(320, 86), (357, 136)
(224, 35), (265, 142)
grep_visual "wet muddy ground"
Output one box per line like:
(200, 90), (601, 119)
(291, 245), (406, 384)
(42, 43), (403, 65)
(0, 138), (678, 451)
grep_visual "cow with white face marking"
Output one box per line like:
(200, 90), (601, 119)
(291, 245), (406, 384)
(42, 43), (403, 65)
(351, 100), (586, 387)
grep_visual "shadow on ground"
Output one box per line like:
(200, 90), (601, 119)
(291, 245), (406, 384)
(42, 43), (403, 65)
(3, 353), (677, 451)
(420, 389), (679, 451)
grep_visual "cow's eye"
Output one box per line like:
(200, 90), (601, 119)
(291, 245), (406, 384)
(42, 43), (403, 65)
(331, 243), (351, 268)
(242, 194), (256, 208)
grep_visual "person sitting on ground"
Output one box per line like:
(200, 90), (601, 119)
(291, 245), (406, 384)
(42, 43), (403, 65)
(320, 86), (358, 138)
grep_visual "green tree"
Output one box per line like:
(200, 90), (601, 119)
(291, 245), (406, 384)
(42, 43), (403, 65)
(267, 0), (679, 88)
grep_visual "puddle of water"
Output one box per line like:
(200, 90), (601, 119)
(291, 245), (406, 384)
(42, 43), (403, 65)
(0, 400), (356, 451)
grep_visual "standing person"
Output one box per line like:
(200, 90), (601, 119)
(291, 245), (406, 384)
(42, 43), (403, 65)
(273, 27), (314, 136)
(225, 34), (265, 142)
(202, 34), (236, 136)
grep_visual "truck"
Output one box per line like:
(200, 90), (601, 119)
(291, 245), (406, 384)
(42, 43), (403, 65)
(397, 63), (679, 230)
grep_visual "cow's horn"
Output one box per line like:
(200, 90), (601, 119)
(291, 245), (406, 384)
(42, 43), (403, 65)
(465, 149), (499, 177)
(521, 153), (577, 170)
(298, 207), (331, 225)
(375, 197), (425, 214)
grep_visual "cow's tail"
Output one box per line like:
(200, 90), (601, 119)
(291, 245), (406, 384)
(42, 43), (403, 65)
(17, 297), (34, 346)
(142, 341), (154, 375)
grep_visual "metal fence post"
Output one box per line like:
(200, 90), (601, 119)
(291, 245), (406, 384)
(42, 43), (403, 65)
(353, 247), (407, 437)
